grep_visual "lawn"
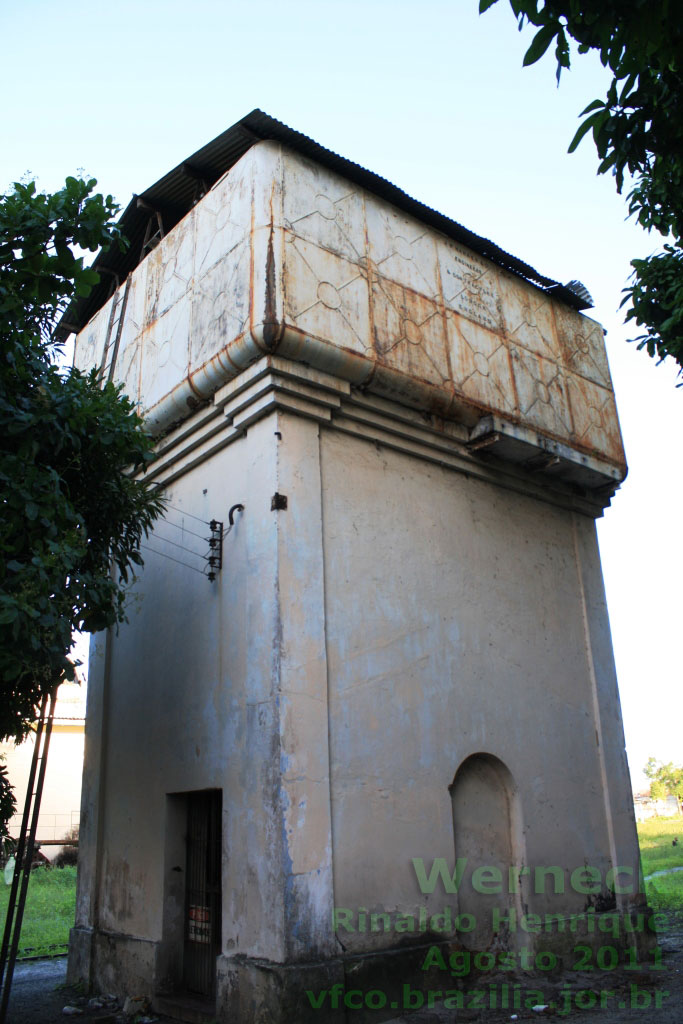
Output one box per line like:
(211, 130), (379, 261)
(637, 815), (683, 914)
(0, 865), (76, 958)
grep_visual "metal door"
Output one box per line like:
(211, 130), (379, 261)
(183, 790), (222, 997)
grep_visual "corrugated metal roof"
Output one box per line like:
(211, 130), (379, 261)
(56, 109), (589, 340)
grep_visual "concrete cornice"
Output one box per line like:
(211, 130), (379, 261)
(146, 357), (617, 518)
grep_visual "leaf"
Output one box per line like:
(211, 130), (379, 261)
(619, 73), (638, 104)
(0, 175), (163, 755)
(523, 23), (558, 67)
(579, 98), (606, 117)
(567, 111), (606, 153)
(597, 151), (618, 174)
(478, 0), (499, 11)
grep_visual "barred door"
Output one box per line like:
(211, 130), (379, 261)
(183, 790), (222, 997)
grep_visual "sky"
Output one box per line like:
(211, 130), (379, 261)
(3, 0), (680, 792)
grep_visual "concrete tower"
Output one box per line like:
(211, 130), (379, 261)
(64, 112), (645, 1022)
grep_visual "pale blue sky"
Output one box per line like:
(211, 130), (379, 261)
(4, 0), (681, 790)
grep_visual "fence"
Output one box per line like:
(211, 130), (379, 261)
(7, 811), (80, 846)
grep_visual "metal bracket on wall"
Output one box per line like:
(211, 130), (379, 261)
(206, 504), (244, 582)
(207, 520), (222, 582)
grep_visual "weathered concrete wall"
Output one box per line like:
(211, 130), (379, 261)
(320, 427), (640, 956)
(70, 403), (339, 1015)
(69, 366), (642, 1022)
(73, 415), (284, 958)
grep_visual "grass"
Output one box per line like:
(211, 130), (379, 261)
(0, 865), (76, 957)
(637, 815), (683, 914)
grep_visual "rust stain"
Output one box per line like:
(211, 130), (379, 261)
(263, 220), (278, 348)
(262, 187), (282, 350)
(186, 372), (204, 400)
(564, 363), (579, 448)
(248, 176), (255, 342)
(435, 246), (454, 387)
(504, 340), (520, 416)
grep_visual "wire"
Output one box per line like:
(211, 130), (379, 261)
(147, 532), (207, 561)
(142, 504), (243, 576)
(164, 503), (211, 526)
(141, 544), (209, 577)
(157, 517), (208, 543)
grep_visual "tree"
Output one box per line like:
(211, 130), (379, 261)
(644, 758), (683, 806)
(481, 1), (683, 380)
(0, 176), (164, 840)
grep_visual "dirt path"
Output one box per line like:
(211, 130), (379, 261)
(5, 957), (174, 1024)
(644, 867), (683, 881)
(5, 958), (71, 1024)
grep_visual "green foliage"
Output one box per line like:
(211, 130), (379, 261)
(638, 817), (683, 918)
(644, 757), (683, 802)
(0, 865), (76, 957)
(645, 872), (683, 916)
(0, 178), (124, 344)
(623, 246), (683, 368)
(481, 1), (683, 380)
(0, 177), (164, 825)
(0, 761), (14, 853)
(650, 778), (669, 802)
(639, 816), (683, 877)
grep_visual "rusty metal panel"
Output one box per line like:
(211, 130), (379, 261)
(275, 146), (625, 474)
(565, 374), (624, 466)
(437, 236), (504, 335)
(370, 275), (448, 388)
(60, 110), (591, 341)
(281, 148), (366, 265)
(73, 139), (625, 479)
(553, 305), (612, 389)
(445, 312), (516, 415)
(74, 147), (258, 427)
(283, 236), (371, 359)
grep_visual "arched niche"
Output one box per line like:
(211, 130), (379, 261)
(450, 753), (524, 951)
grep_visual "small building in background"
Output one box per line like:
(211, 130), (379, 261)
(634, 792), (682, 822)
(61, 111), (646, 1023)
(1, 678), (84, 860)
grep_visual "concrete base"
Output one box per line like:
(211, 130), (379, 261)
(67, 926), (157, 1000)
(66, 927), (94, 990)
(215, 945), (450, 1024)
(154, 993), (216, 1024)
(217, 953), (346, 1023)
(68, 914), (659, 1024)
